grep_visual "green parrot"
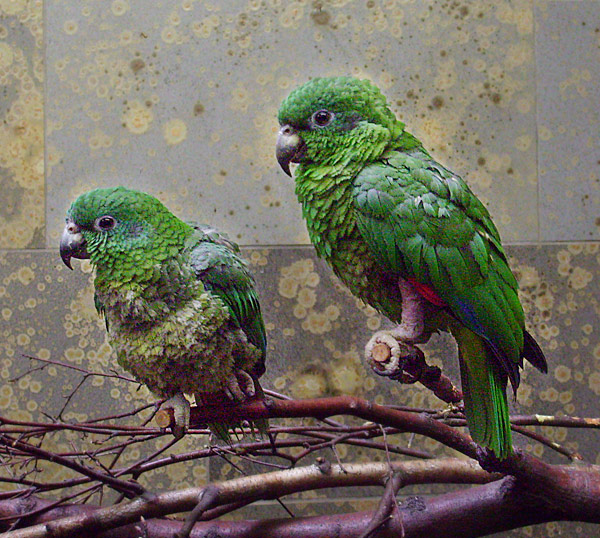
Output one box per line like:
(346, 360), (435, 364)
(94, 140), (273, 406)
(276, 76), (547, 459)
(60, 186), (267, 441)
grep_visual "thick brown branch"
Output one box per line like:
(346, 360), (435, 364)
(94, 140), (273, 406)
(186, 395), (479, 459)
(0, 459), (494, 538)
(2, 458), (600, 538)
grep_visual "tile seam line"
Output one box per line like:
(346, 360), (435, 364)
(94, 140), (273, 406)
(4, 239), (600, 256)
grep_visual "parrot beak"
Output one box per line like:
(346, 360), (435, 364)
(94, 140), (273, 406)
(276, 125), (306, 177)
(60, 219), (89, 270)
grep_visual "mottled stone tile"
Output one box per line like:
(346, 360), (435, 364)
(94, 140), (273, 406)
(510, 242), (600, 464)
(501, 521), (595, 538)
(212, 247), (459, 497)
(256, 243), (600, 463)
(0, 1), (44, 248)
(535, 0), (600, 241)
(46, 0), (538, 246)
(222, 244), (599, 493)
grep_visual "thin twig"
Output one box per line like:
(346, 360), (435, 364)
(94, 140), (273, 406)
(21, 354), (136, 384)
(175, 486), (219, 538)
(0, 435), (145, 499)
(358, 471), (405, 538)
(511, 425), (583, 461)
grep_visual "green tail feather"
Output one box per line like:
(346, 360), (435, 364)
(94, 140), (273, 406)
(452, 325), (513, 460)
(195, 392), (235, 444)
(207, 417), (268, 445)
(208, 421), (233, 444)
(197, 384), (269, 446)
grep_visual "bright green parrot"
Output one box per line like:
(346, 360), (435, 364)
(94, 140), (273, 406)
(60, 186), (267, 441)
(276, 76), (547, 459)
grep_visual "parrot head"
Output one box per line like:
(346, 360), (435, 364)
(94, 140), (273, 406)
(60, 186), (191, 280)
(276, 76), (404, 176)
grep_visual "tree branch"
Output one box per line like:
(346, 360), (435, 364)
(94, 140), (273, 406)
(5, 355), (600, 538)
(366, 340), (463, 404)
(187, 395), (479, 459)
(0, 458), (495, 538)
(1, 457), (600, 538)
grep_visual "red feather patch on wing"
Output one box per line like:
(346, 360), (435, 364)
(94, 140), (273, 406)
(407, 277), (447, 307)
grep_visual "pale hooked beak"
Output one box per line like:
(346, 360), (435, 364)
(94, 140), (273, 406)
(275, 125), (306, 177)
(60, 219), (89, 269)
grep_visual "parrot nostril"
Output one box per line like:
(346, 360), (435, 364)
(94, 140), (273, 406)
(66, 223), (79, 234)
(281, 125), (292, 136)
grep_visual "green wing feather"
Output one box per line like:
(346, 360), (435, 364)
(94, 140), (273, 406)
(353, 149), (524, 380)
(186, 224), (268, 441)
(186, 223), (267, 371)
(352, 148), (543, 457)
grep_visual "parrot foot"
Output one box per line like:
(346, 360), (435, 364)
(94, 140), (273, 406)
(388, 322), (426, 344)
(364, 331), (406, 374)
(395, 278), (429, 343)
(224, 369), (256, 402)
(160, 393), (191, 439)
(365, 331), (429, 383)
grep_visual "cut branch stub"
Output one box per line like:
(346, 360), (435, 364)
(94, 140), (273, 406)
(155, 407), (173, 429)
(371, 343), (392, 363)
(365, 339), (463, 405)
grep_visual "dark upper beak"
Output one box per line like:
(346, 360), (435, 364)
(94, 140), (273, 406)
(60, 219), (89, 270)
(276, 125), (306, 177)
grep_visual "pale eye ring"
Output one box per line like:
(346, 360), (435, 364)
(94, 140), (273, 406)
(94, 215), (116, 232)
(311, 109), (334, 127)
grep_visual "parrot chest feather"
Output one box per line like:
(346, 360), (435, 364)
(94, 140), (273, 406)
(97, 277), (259, 398)
(296, 166), (404, 322)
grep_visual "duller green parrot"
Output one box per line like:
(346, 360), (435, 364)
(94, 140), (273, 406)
(60, 186), (267, 441)
(276, 76), (547, 459)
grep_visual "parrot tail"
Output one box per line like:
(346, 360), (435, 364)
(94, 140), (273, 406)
(523, 330), (548, 374)
(249, 377), (270, 439)
(453, 326), (513, 460)
(208, 421), (233, 444)
(195, 385), (269, 446)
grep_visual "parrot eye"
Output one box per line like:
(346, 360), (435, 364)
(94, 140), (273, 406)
(94, 215), (117, 232)
(311, 109), (334, 128)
